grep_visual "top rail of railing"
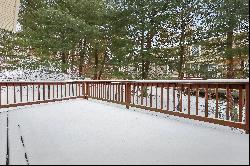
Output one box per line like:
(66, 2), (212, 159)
(0, 79), (249, 84)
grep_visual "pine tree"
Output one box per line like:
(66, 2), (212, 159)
(202, 0), (249, 79)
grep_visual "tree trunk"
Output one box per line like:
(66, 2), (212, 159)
(98, 50), (108, 80)
(226, 30), (235, 121)
(79, 39), (87, 77)
(178, 45), (185, 79)
(61, 52), (67, 74)
(93, 48), (99, 80)
(178, 18), (186, 80)
(226, 30), (234, 79)
(141, 27), (146, 80)
(240, 59), (245, 78)
(177, 16), (186, 112)
(143, 31), (153, 80)
(140, 32), (153, 97)
(70, 53), (75, 74)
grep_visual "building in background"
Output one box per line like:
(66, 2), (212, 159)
(0, 0), (20, 32)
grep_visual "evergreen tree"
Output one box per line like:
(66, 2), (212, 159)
(202, 0), (249, 78)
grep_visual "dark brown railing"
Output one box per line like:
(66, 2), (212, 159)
(0, 80), (249, 133)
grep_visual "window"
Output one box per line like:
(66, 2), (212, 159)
(207, 64), (216, 71)
(191, 45), (200, 57)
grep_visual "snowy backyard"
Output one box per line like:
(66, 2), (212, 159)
(0, 0), (249, 165)
(0, 99), (249, 165)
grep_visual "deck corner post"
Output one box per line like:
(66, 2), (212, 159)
(0, 85), (1, 108)
(245, 83), (249, 134)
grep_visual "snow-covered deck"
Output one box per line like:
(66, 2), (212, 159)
(0, 99), (249, 165)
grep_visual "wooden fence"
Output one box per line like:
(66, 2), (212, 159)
(0, 80), (249, 133)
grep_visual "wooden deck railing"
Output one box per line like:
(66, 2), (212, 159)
(0, 80), (249, 133)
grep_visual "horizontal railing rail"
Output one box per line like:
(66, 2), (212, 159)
(0, 79), (249, 133)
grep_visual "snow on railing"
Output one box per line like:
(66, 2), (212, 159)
(0, 80), (249, 133)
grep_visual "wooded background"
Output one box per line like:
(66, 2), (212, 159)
(0, 0), (249, 80)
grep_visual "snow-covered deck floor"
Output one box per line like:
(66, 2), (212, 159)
(0, 99), (249, 165)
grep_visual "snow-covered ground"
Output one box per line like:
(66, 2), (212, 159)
(0, 99), (249, 165)
(0, 69), (85, 81)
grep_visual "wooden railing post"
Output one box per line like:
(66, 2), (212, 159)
(37, 84), (40, 101)
(205, 84), (209, 118)
(85, 82), (89, 100)
(0, 85), (1, 108)
(6, 84), (9, 105)
(125, 83), (131, 109)
(82, 83), (85, 98)
(245, 83), (249, 134)
(43, 84), (46, 101)
(48, 84), (51, 100)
